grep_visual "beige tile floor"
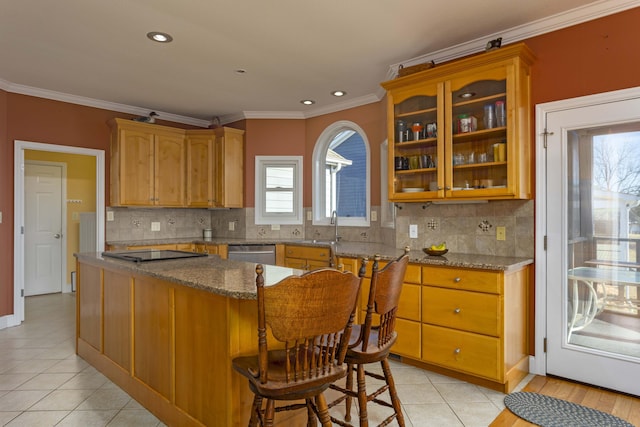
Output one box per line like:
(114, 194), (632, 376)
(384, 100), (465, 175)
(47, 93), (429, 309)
(0, 293), (532, 426)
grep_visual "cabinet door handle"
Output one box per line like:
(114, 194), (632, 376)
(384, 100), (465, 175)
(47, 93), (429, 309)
(454, 348), (461, 354)
(454, 277), (461, 283)
(453, 307), (461, 314)
(445, 186), (451, 190)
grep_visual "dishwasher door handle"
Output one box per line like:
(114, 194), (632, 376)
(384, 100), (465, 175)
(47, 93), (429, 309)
(228, 250), (275, 255)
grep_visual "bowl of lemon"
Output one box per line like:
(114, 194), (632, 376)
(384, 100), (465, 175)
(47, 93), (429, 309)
(423, 242), (448, 256)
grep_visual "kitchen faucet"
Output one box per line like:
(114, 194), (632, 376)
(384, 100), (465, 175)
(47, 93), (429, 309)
(330, 210), (340, 242)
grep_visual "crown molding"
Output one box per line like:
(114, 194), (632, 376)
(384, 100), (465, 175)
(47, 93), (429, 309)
(2, 81), (211, 127)
(390, 0), (640, 74)
(2, 0), (638, 124)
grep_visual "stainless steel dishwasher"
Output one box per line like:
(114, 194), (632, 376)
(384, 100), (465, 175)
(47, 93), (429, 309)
(227, 244), (276, 265)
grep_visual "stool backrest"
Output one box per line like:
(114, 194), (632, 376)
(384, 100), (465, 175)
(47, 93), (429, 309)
(358, 248), (409, 349)
(255, 265), (362, 384)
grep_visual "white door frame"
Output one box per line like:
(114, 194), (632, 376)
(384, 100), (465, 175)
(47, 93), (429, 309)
(24, 160), (67, 296)
(533, 86), (640, 376)
(11, 140), (105, 326)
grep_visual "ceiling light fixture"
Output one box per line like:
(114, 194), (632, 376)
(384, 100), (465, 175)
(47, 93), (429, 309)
(300, 100), (315, 105)
(147, 31), (173, 43)
(331, 90), (347, 97)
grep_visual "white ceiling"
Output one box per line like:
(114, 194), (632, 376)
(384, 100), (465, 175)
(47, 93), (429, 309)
(0, 0), (636, 125)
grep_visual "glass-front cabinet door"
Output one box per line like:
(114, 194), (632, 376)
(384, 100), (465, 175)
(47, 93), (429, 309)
(446, 69), (512, 198)
(383, 43), (534, 202)
(388, 82), (444, 200)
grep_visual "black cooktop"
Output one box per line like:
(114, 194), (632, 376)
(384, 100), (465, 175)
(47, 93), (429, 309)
(102, 250), (208, 263)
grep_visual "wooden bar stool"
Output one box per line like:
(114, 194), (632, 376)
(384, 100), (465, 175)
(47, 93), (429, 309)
(330, 248), (409, 427)
(232, 265), (362, 426)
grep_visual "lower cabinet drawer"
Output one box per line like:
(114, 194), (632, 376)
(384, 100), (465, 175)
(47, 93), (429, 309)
(422, 286), (500, 336)
(391, 318), (421, 359)
(421, 324), (501, 381)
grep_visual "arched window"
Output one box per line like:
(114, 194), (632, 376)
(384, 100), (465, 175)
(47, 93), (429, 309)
(312, 121), (370, 226)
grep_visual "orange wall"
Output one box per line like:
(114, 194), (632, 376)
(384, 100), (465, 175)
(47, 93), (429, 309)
(2, 7), (640, 317)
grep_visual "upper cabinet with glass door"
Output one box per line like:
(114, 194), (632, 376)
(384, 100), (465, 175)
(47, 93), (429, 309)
(382, 43), (535, 202)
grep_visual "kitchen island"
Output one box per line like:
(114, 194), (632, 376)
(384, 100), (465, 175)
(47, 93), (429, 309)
(75, 252), (301, 427)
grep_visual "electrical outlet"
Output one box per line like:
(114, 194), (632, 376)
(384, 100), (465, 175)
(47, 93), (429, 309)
(106, 211), (114, 221)
(371, 210), (377, 222)
(496, 226), (506, 241)
(151, 222), (161, 231)
(306, 211), (312, 221)
(72, 212), (79, 221)
(229, 221), (235, 231)
(271, 224), (280, 231)
(409, 224), (418, 239)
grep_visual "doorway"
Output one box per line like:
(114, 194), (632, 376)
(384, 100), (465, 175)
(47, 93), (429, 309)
(535, 87), (640, 396)
(13, 140), (105, 324)
(24, 162), (65, 296)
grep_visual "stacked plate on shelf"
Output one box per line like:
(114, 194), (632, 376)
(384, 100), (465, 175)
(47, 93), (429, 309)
(401, 187), (425, 193)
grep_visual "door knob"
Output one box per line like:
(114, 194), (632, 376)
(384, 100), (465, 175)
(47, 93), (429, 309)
(53, 233), (61, 239)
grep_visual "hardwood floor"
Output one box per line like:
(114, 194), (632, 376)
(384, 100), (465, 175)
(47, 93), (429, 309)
(490, 375), (640, 426)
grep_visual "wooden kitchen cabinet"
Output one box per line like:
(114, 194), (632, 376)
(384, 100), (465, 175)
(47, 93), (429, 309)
(186, 128), (245, 208)
(419, 264), (529, 392)
(284, 245), (331, 270)
(109, 118), (185, 207)
(381, 43), (534, 202)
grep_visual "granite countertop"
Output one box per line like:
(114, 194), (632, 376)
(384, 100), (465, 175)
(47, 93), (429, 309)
(75, 252), (302, 300)
(105, 237), (533, 272)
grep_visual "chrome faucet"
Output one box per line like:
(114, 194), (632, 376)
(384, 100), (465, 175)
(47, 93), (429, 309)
(330, 210), (340, 242)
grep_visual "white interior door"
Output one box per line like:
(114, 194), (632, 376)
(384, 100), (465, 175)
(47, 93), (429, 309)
(545, 93), (640, 396)
(25, 163), (64, 296)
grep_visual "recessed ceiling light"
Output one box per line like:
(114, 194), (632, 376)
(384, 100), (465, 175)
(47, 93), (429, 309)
(301, 100), (315, 105)
(147, 31), (173, 43)
(234, 69), (247, 75)
(331, 90), (347, 97)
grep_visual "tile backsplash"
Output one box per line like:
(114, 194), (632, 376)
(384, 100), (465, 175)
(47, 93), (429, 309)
(106, 199), (533, 258)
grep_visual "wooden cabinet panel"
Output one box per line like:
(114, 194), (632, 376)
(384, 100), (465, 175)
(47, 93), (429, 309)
(422, 286), (500, 336)
(133, 277), (171, 399)
(117, 127), (154, 205)
(398, 283), (421, 321)
(103, 270), (131, 371)
(422, 324), (501, 381)
(154, 133), (185, 206)
(284, 245), (331, 271)
(394, 318), (421, 359)
(186, 133), (214, 207)
(423, 266), (501, 294)
(78, 262), (102, 351)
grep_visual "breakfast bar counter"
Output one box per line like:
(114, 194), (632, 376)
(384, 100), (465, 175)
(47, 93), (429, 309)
(75, 253), (301, 427)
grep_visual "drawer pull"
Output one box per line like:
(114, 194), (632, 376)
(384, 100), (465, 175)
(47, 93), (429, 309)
(454, 277), (461, 283)
(453, 308), (461, 314)
(454, 348), (461, 354)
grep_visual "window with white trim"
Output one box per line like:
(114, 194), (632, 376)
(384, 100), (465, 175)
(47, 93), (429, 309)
(312, 121), (370, 226)
(255, 156), (303, 225)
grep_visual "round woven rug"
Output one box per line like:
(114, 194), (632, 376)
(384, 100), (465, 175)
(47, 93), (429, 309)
(504, 392), (634, 427)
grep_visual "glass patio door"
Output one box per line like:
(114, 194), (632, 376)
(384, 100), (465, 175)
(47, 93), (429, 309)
(545, 92), (640, 397)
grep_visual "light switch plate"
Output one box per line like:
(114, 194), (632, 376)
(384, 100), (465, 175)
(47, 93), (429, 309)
(72, 212), (79, 221)
(229, 221), (235, 231)
(307, 211), (312, 221)
(106, 211), (114, 221)
(271, 224), (280, 230)
(151, 222), (161, 231)
(496, 226), (506, 241)
(371, 210), (377, 222)
(409, 224), (418, 239)
(0, 211), (3, 223)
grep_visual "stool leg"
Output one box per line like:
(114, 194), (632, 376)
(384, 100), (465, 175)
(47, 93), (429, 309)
(264, 399), (276, 427)
(306, 398), (315, 427)
(356, 364), (369, 427)
(345, 363), (354, 422)
(315, 392), (332, 427)
(249, 395), (262, 427)
(381, 358), (405, 427)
